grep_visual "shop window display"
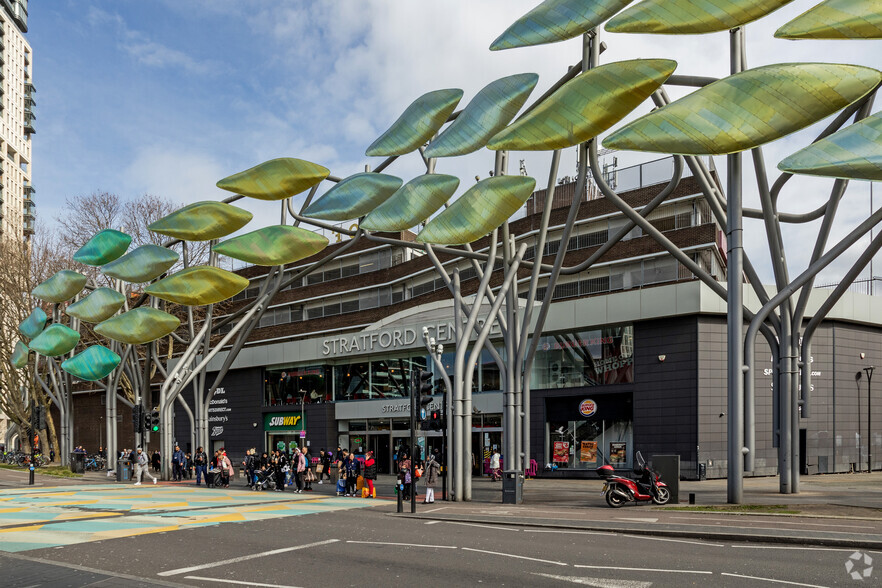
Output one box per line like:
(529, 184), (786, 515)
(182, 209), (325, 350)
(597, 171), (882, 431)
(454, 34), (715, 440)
(264, 366), (331, 406)
(531, 325), (633, 390)
(547, 419), (633, 471)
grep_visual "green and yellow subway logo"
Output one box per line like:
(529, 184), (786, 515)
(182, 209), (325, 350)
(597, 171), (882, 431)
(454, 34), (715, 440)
(268, 415), (302, 427)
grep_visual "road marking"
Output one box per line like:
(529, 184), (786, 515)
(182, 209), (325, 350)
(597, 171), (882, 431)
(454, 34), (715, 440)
(444, 521), (519, 532)
(720, 572), (827, 587)
(423, 506), (448, 513)
(424, 521), (441, 525)
(729, 545), (852, 552)
(157, 539), (339, 576)
(574, 564), (712, 574)
(533, 572), (651, 587)
(669, 515), (876, 530)
(185, 577), (301, 588)
(461, 547), (567, 566)
(523, 529), (614, 536)
(616, 517), (658, 523)
(346, 540), (456, 549)
(620, 534), (724, 547)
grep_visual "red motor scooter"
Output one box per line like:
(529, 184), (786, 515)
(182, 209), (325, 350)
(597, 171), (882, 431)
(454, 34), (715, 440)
(598, 451), (670, 508)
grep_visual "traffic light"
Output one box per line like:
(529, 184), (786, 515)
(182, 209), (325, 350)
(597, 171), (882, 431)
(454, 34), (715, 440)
(132, 405), (142, 432)
(412, 368), (433, 429)
(149, 409), (160, 433)
(142, 411), (150, 433)
(429, 409), (442, 431)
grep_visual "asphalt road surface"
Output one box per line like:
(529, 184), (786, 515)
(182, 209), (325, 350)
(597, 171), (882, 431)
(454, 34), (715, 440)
(3, 505), (877, 587)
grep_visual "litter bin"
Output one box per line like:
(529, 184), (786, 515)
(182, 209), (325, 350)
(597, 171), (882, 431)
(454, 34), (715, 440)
(70, 452), (86, 474)
(501, 470), (524, 504)
(116, 459), (132, 482)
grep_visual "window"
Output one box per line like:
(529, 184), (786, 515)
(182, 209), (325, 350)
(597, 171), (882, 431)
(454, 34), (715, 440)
(530, 325), (634, 390)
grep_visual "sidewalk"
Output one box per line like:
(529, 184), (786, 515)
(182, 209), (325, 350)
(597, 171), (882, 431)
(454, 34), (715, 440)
(386, 472), (882, 549)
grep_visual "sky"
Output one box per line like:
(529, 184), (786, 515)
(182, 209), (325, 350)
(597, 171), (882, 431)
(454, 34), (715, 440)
(27, 0), (882, 286)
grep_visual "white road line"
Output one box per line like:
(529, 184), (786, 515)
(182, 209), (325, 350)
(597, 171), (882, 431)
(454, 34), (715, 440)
(461, 547), (567, 566)
(533, 572), (651, 587)
(729, 545), (851, 552)
(346, 540), (456, 549)
(423, 506), (448, 513)
(574, 564), (712, 574)
(523, 529), (615, 536)
(619, 534), (724, 547)
(444, 521), (519, 532)
(424, 520), (441, 525)
(184, 576), (301, 588)
(157, 539), (339, 577)
(720, 572), (828, 587)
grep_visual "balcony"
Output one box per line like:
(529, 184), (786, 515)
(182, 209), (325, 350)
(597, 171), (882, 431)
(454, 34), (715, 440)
(24, 82), (35, 95)
(23, 182), (33, 196)
(23, 112), (34, 135)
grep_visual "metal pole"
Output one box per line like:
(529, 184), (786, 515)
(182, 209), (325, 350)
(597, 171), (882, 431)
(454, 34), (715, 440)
(866, 367), (874, 472)
(452, 270), (463, 502)
(409, 370), (416, 513)
(727, 27), (745, 505)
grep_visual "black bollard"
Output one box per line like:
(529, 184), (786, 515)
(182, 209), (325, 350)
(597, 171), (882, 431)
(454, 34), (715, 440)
(689, 492), (696, 505)
(397, 483), (403, 513)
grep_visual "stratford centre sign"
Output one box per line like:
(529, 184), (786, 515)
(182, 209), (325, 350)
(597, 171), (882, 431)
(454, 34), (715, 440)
(321, 321), (458, 357)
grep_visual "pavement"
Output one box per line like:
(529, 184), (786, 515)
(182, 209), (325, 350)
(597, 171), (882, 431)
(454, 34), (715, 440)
(2, 465), (881, 550)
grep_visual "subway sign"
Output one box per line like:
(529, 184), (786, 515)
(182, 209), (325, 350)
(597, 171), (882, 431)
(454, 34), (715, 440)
(264, 413), (303, 430)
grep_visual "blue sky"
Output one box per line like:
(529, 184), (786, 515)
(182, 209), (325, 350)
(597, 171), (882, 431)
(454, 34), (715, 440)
(27, 1), (882, 283)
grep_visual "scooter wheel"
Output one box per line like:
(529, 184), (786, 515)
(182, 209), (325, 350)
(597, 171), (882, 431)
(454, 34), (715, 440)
(652, 486), (671, 505)
(606, 491), (626, 508)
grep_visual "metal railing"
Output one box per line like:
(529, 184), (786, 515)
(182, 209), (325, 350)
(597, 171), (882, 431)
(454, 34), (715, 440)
(816, 277), (881, 296)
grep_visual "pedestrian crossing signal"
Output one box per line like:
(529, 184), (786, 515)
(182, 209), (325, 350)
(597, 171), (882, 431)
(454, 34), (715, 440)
(150, 409), (160, 432)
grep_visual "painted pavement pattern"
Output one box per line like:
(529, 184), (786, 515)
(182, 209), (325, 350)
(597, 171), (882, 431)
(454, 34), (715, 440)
(0, 484), (379, 552)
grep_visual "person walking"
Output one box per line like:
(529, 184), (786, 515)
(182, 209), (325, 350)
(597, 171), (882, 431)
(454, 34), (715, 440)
(345, 451), (360, 497)
(133, 447), (157, 486)
(218, 449), (233, 488)
(422, 452), (440, 503)
(490, 449), (501, 481)
(193, 447), (208, 486)
(172, 445), (185, 481)
(293, 447), (306, 493)
(302, 447), (314, 491)
(363, 450), (377, 498)
(318, 449), (331, 484)
(243, 449), (256, 489)
(151, 450), (161, 473)
(398, 453), (412, 500)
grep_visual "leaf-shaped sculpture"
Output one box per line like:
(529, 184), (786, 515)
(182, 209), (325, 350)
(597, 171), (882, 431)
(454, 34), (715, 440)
(145, 266), (249, 306)
(101, 245), (180, 283)
(66, 288), (126, 323)
(365, 89), (463, 157)
(61, 345), (121, 381)
(73, 229), (132, 266)
(775, 0), (882, 40)
(605, 0), (794, 34)
(491, 0), (634, 50)
(213, 225), (329, 266)
(778, 112), (882, 180)
(302, 173), (404, 221)
(95, 308), (181, 345)
(11, 341), (29, 369)
(417, 176), (536, 245)
(216, 158), (330, 201)
(19, 307), (48, 340)
(424, 74), (539, 158)
(604, 63), (882, 155)
(361, 174), (461, 232)
(488, 59), (676, 151)
(32, 270), (87, 303)
(148, 201), (253, 241)
(28, 324), (81, 357)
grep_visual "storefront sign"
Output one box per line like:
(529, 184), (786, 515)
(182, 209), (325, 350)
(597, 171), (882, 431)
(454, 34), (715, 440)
(553, 441), (569, 463)
(579, 399), (597, 417)
(264, 413), (303, 430)
(580, 441), (597, 463)
(610, 442), (627, 463)
(208, 387), (230, 426)
(381, 400), (440, 413)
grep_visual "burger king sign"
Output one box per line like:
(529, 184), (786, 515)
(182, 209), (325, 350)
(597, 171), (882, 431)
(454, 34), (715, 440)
(579, 399), (597, 418)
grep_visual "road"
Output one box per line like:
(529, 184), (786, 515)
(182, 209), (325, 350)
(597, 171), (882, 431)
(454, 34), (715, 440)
(0, 494), (876, 586)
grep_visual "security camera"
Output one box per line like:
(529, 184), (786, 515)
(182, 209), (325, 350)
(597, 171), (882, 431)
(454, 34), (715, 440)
(429, 337), (436, 346)
(860, 352), (866, 360)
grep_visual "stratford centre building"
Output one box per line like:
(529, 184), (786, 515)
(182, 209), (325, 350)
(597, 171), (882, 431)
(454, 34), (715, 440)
(72, 158), (882, 479)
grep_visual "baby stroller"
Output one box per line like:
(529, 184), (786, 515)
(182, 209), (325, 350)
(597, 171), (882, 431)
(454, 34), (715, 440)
(254, 468), (276, 491)
(336, 478), (346, 496)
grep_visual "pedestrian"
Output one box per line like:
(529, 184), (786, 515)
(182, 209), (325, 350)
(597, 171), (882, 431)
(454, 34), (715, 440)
(294, 447), (306, 493)
(398, 453), (412, 500)
(345, 450), (360, 497)
(422, 452), (440, 503)
(194, 446), (208, 486)
(335, 446), (343, 463)
(273, 450), (288, 492)
(302, 447), (314, 491)
(243, 449), (256, 489)
(317, 449), (328, 484)
(172, 445), (185, 481)
(218, 449), (233, 488)
(363, 450), (377, 498)
(133, 447), (157, 486)
(152, 450), (161, 473)
(490, 449), (501, 481)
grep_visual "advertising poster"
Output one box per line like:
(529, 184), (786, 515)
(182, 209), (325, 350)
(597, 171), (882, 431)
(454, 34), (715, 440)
(553, 441), (570, 463)
(610, 442), (627, 463)
(579, 441), (597, 463)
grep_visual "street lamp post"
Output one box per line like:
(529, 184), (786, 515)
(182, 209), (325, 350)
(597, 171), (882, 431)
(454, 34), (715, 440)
(864, 366), (875, 473)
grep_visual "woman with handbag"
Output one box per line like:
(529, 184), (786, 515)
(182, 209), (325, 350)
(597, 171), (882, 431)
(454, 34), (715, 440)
(422, 452), (440, 503)
(302, 447), (314, 491)
(398, 454), (412, 500)
(363, 450), (377, 498)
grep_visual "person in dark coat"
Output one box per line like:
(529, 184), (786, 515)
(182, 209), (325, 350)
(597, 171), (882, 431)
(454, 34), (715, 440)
(172, 445), (185, 481)
(151, 450), (161, 473)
